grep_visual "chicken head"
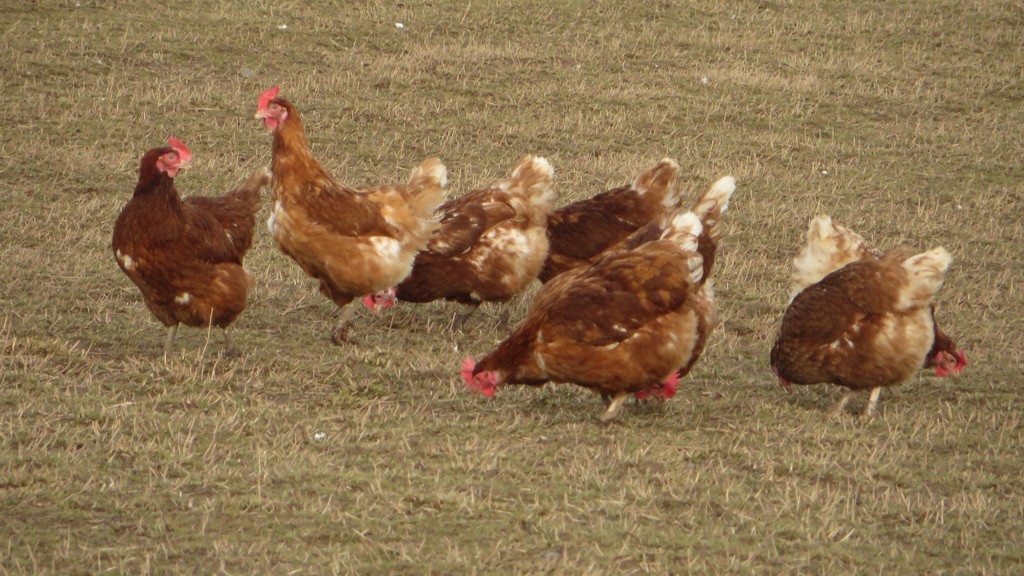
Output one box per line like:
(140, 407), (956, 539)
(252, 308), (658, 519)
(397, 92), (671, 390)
(255, 85), (288, 130)
(933, 349), (969, 377)
(634, 372), (680, 401)
(461, 357), (500, 398)
(155, 136), (192, 177)
(362, 288), (397, 313)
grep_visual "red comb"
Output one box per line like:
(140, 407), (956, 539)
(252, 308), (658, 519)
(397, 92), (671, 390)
(461, 357), (498, 397)
(258, 85), (281, 111)
(167, 136), (193, 164)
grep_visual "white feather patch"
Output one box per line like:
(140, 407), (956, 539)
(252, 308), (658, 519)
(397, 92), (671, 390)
(116, 249), (136, 271)
(267, 202), (280, 233)
(897, 247), (952, 310)
(369, 236), (402, 259)
(470, 229), (530, 267)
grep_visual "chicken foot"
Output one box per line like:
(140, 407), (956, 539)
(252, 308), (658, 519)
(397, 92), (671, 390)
(452, 303), (481, 333)
(164, 324), (239, 357)
(453, 299), (517, 334)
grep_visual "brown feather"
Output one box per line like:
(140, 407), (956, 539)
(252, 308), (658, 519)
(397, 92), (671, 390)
(771, 253), (942, 392)
(476, 239), (709, 397)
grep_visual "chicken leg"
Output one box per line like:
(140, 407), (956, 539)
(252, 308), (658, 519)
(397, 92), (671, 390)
(331, 304), (358, 345)
(163, 325), (179, 358)
(830, 388), (882, 417)
(829, 389), (854, 417)
(221, 328), (240, 357)
(599, 392), (630, 423)
(862, 387), (882, 417)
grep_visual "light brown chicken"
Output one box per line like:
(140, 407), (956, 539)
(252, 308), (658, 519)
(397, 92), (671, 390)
(255, 86), (447, 343)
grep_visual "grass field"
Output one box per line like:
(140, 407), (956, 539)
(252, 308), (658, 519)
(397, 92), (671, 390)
(2, 0), (1023, 573)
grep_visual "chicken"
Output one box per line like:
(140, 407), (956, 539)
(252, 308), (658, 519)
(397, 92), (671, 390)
(770, 216), (962, 416)
(378, 155), (554, 327)
(606, 174), (735, 384)
(462, 175), (736, 422)
(787, 216), (967, 375)
(254, 86), (447, 343)
(112, 136), (268, 356)
(538, 158), (686, 283)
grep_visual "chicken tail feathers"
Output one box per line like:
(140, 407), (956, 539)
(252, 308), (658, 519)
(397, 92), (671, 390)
(182, 167), (268, 259)
(898, 247), (952, 310)
(508, 155), (555, 225)
(633, 158), (682, 207)
(406, 157), (448, 218)
(662, 212), (702, 251)
(690, 176), (735, 235)
(225, 166), (271, 214)
(509, 155), (554, 200)
(789, 215), (879, 302)
(661, 211), (705, 285)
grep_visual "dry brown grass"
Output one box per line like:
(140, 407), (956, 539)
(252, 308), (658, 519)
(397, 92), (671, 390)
(2, 0), (1023, 573)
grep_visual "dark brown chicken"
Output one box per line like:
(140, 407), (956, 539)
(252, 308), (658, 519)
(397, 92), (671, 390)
(538, 159), (685, 283)
(112, 136), (267, 355)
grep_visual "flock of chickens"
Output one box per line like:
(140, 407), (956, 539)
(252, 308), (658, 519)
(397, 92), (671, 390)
(111, 85), (968, 422)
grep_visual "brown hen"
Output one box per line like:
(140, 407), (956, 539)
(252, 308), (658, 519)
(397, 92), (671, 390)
(255, 86), (446, 343)
(387, 155), (554, 328)
(771, 216), (962, 416)
(538, 158), (685, 283)
(112, 136), (267, 355)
